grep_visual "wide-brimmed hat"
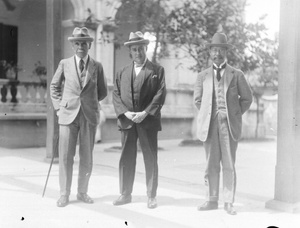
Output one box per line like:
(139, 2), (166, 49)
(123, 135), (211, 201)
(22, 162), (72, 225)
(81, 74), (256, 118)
(68, 27), (94, 42)
(205, 32), (233, 49)
(124, 31), (149, 47)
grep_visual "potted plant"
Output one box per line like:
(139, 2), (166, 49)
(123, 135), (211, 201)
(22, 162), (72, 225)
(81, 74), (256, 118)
(0, 60), (21, 80)
(32, 61), (47, 87)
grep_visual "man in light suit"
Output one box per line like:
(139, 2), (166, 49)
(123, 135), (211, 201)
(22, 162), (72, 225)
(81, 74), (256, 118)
(194, 32), (252, 215)
(112, 31), (166, 209)
(50, 27), (107, 207)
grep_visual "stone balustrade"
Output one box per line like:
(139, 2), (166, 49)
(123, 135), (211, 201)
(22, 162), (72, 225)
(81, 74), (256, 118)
(0, 79), (47, 115)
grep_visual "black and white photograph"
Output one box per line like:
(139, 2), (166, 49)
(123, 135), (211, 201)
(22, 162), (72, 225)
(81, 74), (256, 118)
(0, 0), (299, 227)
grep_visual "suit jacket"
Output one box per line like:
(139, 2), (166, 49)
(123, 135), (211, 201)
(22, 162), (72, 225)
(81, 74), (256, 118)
(194, 64), (252, 142)
(113, 60), (166, 131)
(50, 56), (107, 126)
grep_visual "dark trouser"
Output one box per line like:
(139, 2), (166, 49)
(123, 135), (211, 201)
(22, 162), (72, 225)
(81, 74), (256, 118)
(119, 124), (158, 198)
(203, 112), (238, 203)
(58, 109), (96, 196)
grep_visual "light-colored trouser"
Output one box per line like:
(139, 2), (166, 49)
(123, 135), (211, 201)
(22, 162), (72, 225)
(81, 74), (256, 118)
(203, 111), (238, 203)
(58, 109), (97, 196)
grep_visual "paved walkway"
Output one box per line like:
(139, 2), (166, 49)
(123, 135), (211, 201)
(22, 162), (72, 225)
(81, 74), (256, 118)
(0, 137), (299, 228)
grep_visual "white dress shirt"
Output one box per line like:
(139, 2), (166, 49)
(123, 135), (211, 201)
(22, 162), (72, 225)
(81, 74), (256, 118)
(213, 61), (226, 78)
(134, 58), (147, 76)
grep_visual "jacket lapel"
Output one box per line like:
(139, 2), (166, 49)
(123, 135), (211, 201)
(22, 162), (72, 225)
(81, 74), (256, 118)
(84, 57), (95, 87)
(139, 59), (154, 84)
(68, 56), (81, 89)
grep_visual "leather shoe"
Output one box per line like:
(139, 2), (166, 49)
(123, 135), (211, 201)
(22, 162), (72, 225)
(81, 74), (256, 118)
(57, 195), (69, 207)
(147, 197), (157, 209)
(224, 203), (237, 215)
(197, 201), (218, 211)
(113, 195), (132, 206)
(77, 193), (94, 204)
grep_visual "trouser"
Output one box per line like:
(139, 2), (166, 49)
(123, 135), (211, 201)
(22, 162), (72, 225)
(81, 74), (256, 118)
(58, 109), (97, 196)
(119, 124), (158, 198)
(203, 112), (238, 203)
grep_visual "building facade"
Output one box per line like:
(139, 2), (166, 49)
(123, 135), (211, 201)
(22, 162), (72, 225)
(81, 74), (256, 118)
(0, 0), (266, 148)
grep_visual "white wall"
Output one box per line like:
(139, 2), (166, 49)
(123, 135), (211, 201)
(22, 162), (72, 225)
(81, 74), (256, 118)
(0, 0), (47, 82)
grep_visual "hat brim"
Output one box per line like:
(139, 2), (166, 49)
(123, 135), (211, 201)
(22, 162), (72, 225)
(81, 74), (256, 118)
(68, 37), (94, 42)
(206, 43), (234, 49)
(124, 39), (149, 47)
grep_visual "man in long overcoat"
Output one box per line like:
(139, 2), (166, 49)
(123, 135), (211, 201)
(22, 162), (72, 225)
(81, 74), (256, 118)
(194, 32), (252, 215)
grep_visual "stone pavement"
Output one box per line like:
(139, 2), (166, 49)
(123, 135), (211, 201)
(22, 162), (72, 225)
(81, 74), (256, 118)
(0, 137), (299, 228)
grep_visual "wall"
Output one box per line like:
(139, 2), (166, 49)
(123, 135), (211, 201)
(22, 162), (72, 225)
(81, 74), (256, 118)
(18, 0), (47, 83)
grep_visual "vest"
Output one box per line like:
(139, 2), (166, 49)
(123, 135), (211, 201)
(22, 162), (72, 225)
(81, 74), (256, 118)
(131, 66), (145, 111)
(212, 73), (227, 118)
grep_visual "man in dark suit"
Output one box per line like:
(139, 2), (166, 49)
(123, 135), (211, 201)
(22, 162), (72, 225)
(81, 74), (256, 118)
(50, 27), (107, 207)
(112, 31), (166, 209)
(194, 32), (252, 215)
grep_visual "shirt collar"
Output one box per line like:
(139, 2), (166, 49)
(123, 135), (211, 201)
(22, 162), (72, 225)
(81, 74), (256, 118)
(134, 58), (147, 68)
(75, 54), (89, 64)
(213, 61), (226, 69)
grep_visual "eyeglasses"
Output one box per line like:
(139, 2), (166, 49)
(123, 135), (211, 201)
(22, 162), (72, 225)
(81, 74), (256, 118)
(210, 48), (227, 54)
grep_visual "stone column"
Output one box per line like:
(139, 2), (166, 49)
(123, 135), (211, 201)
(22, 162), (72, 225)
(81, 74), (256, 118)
(96, 24), (115, 84)
(46, 0), (62, 160)
(265, 0), (300, 213)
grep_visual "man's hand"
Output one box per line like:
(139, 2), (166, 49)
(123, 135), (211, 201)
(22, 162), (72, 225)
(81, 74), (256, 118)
(124, 111), (136, 120)
(132, 111), (148, 123)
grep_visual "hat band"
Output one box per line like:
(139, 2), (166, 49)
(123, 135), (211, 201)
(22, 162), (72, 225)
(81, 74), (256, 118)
(128, 37), (144, 42)
(72, 34), (90, 38)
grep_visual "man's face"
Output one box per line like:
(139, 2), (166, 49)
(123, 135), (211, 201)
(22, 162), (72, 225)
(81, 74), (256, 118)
(71, 41), (91, 58)
(129, 44), (147, 65)
(209, 46), (227, 66)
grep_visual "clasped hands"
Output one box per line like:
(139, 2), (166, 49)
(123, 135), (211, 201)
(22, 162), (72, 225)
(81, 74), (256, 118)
(124, 111), (148, 123)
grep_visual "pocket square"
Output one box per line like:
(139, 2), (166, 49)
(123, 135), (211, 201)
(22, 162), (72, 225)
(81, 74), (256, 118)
(152, 75), (157, 78)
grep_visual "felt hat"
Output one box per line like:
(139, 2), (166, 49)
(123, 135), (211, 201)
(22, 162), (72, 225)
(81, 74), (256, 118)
(124, 31), (149, 47)
(68, 27), (94, 42)
(205, 32), (233, 49)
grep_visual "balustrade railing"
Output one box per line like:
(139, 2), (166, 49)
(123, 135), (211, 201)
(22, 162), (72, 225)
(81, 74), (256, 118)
(0, 79), (195, 118)
(0, 79), (47, 114)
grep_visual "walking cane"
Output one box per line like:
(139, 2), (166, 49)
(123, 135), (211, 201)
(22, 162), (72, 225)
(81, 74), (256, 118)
(42, 134), (59, 197)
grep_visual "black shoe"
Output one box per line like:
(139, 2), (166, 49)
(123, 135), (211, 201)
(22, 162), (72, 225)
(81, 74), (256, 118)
(224, 203), (237, 215)
(77, 193), (94, 204)
(113, 195), (132, 206)
(147, 197), (157, 209)
(57, 195), (69, 207)
(197, 201), (218, 211)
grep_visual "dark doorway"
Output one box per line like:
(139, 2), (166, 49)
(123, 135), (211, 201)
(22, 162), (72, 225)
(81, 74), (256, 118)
(0, 23), (18, 79)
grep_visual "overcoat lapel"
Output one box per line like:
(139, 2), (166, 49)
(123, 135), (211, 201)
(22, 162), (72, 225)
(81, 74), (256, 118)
(204, 66), (213, 99)
(224, 65), (234, 94)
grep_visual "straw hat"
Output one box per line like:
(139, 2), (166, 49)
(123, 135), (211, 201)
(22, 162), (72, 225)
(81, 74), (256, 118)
(124, 31), (149, 47)
(68, 27), (94, 42)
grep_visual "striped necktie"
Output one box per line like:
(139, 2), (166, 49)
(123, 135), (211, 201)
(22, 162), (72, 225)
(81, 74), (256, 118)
(213, 63), (226, 81)
(79, 59), (84, 72)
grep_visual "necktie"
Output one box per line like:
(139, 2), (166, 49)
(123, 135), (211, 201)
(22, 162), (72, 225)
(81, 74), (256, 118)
(213, 63), (226, 81)
(79, 59), (84, 72)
